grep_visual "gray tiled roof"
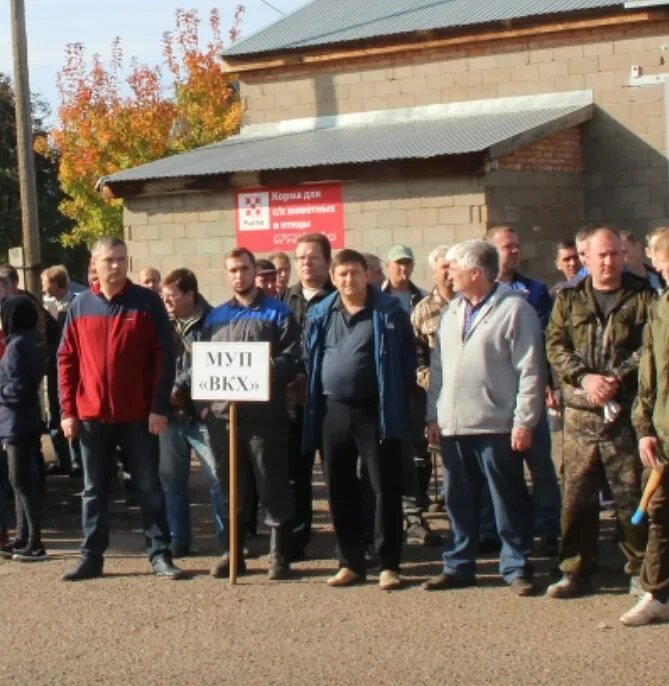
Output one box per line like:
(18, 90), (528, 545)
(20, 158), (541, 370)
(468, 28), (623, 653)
(101, 92), (593, 187)
(225, 0), (625, 57)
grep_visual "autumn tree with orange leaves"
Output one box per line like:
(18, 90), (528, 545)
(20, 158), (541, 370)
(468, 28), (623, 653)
(41, 7), (244, 246)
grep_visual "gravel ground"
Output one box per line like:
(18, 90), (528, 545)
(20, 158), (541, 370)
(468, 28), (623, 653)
(1, 445), (668, 685)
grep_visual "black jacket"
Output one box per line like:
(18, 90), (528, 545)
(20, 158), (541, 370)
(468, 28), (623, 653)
(0, 295), (45, 440)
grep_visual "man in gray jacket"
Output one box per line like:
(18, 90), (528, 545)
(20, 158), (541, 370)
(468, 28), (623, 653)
(423, 240), (546, 595)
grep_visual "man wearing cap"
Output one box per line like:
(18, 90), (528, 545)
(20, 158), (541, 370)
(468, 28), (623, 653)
(382, 246), (437, 546)
(255, 259), (279, 298)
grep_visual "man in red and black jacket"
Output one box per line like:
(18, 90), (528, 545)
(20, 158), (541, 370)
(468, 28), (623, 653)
(58, 237), (181, 581)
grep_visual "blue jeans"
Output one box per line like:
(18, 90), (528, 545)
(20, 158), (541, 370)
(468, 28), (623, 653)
(440, 434), (533, 584)
(79, 420), (171, 562)
(480, 411), (561, 541)
(159, 418), (225, 548)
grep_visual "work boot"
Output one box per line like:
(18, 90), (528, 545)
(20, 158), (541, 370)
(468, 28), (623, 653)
(268, 524), (292, 580)
(210, 525), (247, 578)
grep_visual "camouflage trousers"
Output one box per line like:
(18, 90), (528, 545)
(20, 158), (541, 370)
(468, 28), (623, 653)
(559, 407), (647, 576)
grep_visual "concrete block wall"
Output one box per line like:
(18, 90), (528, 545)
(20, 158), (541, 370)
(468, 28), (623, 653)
(123, 173), (487, 300)
(240, 19), (669, 235)
(484, 169), (586, 283)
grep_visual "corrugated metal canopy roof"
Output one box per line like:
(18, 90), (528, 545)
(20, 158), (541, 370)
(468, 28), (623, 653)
(101, 92), (593, 188)
(225, 0), (625, 57)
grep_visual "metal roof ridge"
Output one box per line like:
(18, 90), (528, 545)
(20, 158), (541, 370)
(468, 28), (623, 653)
(238, 90), (594, 139)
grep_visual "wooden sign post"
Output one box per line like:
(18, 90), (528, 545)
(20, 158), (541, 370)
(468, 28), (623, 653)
(191, 341), (271, 585)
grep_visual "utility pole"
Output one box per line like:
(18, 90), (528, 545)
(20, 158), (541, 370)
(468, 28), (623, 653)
(10, 0), (42, 295)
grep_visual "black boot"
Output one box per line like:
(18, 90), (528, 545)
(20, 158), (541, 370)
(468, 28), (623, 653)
(268, 524), (292, 580)
(62, 556), (103, 582)
(210, 525), (247, 578)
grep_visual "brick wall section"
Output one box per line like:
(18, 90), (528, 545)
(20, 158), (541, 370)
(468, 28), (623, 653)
(498, 128), (583, 173)
(240, 20), (669, 233)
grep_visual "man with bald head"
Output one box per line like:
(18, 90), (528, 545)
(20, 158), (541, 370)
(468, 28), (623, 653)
(546, 226), (655, 598)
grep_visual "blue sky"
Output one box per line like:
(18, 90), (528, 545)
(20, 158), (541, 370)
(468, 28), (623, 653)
(0, 1), (310, 124)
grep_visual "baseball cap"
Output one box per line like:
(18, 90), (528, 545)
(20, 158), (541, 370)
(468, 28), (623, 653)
(387, 245), (415, 262)
(255, 259), (277, 275)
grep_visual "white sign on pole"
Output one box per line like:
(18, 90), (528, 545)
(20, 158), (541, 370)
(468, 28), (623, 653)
(191, 341), (271, 402)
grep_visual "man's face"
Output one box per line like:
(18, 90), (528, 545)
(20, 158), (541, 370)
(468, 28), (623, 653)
(432, 257), (451, 291)
(588, 231), (624, 289)
(555, 247), (581, 280)
(256, 271), (278, 297)
(295, 241), (329, 286)
(41, 275), (59, 298)
(491, 230), (520, 276)
(448, 261), (475, 295)
(621, 236), (645, 272)
(140, 269), (161, 294)
(332, 261), (368, 300)
(226, 254), (256, 296)
(93, 245), (128, 288)
(272, 259), (290, 290)
(386, 259), (414, 288)
(576, 239), (589, 269)
(161, 283), (194, 319)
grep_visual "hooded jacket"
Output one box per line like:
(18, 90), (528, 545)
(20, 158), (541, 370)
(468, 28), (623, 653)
(0, 295), (45, 439)
(427, 285), (546, 436)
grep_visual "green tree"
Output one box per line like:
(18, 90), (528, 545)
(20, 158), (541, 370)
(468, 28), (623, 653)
(46, 7), (244, 247)
(0, 73), (86, 279)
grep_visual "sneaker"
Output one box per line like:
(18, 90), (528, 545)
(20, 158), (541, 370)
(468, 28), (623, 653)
(546, 573), (593, 599)
(620, 592), (669, 626)
(12, 546), (47, 562)
(379, 569), (401, 591)
(509, 576), (534, 597)
(405, 519), (441, 546)
(629, 575), (643, 597)
(151, 555), (185, 580)
(0, 538), (27, 559)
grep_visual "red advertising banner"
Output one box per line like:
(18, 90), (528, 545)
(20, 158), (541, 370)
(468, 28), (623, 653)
(234, 183), (344, 252)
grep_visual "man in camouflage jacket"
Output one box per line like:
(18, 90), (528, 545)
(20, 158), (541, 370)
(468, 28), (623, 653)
(545, 227), (654, 599)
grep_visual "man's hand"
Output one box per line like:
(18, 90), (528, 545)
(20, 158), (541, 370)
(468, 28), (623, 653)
(511, 426), (532, 452)
(545, 386), (559, 410)
(581, 374), (619, 406)
(61, 417), (79, 439)
(426, 421), (441, 446)
(148, 413), (168, 435)
(639, 436), (662, 469)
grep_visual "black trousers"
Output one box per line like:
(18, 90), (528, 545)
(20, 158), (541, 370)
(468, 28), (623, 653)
(6, 437), (42, 548)
(321, 397), (403, 574)
(288, 405), (315, 553)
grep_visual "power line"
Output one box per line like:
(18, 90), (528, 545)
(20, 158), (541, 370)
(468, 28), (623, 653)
(258, 0), (286, 16)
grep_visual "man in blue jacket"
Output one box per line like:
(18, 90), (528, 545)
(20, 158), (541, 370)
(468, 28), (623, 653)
(303, 249), (416, 590)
